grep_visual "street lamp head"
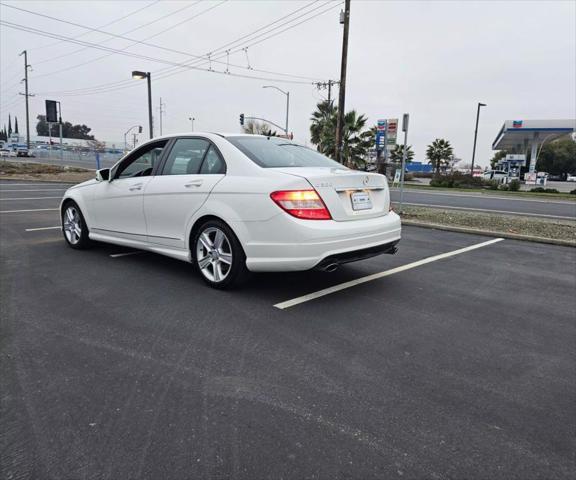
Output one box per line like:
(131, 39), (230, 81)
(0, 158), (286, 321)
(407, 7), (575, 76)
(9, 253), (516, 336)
(479, 102), (487, 107)
(132, 70), (148, 80)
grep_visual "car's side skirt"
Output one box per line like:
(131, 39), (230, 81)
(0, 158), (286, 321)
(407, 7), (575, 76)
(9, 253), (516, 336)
(89, 231), (192, 263)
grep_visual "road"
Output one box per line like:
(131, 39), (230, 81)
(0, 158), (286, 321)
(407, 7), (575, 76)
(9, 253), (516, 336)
(390, 188), (576, 220)
(1, 179), (575, 479)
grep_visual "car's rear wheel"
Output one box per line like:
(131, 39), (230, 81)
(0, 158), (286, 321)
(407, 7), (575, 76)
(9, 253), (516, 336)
(193, 220), (249, 289)
(62, 201), (92, 249)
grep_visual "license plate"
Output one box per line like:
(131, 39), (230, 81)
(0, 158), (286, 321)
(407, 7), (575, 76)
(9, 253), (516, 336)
(351, 191), (372, 211)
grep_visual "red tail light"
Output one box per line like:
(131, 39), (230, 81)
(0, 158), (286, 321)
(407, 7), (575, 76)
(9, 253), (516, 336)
(270, 189), (332, 220)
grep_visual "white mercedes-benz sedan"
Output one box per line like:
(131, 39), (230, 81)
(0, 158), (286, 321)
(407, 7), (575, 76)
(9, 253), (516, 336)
(61, 133), (401, 288)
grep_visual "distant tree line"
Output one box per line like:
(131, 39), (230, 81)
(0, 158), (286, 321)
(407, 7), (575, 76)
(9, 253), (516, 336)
(36, 115), (95, 140)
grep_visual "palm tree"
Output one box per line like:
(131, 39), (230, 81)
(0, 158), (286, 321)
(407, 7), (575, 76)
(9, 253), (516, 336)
(426, 139), (453, 175)
(389, 144), (414, 164)
(310, 102), (372, 168)
(310, 100), (336, 154)
(340, 110), (372, 169)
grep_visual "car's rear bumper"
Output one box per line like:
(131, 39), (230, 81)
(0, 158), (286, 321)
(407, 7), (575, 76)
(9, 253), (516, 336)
(232, 211), (401, 272)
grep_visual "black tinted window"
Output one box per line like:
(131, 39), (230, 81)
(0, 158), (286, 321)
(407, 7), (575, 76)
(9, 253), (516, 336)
(227, 136), (342, 168)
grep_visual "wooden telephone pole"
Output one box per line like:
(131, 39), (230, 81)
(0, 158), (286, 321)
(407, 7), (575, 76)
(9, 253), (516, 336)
(334, 0), (350, 164)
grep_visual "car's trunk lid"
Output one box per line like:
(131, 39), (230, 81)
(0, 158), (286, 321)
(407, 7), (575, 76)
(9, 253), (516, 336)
(272, 167), (390, 221)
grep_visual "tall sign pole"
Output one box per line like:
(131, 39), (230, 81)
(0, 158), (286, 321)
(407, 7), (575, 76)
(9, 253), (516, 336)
(334, 0), (350, 164)
(399, 114), (409, 213)
(57, 101), (63, 161)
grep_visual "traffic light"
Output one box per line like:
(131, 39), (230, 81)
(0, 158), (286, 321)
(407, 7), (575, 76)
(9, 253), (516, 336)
(239, 113), (244, 126)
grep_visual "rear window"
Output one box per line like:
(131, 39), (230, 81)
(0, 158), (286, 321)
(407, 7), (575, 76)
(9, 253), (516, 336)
(226, 136), (343, 168)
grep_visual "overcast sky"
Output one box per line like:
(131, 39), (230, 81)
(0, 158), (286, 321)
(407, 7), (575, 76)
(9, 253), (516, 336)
(1, 0), (575, 166)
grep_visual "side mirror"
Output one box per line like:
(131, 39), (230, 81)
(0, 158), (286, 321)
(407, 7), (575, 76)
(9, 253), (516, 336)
(96, 168), (110, 182)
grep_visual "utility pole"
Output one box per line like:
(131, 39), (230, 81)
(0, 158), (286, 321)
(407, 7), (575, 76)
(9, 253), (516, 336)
(335, 0), (350, 164)
(19, 50), (33, 150)
(471, 102), (486, 176)
(315, 80), (338, 105)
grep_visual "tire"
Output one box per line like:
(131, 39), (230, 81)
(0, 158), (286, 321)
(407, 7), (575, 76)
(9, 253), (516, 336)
(193, 219), (250, 289)
(61, 201), (92, 249)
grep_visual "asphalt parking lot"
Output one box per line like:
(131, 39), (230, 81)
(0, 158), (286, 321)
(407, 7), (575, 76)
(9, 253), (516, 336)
(1, 180), (575, 480)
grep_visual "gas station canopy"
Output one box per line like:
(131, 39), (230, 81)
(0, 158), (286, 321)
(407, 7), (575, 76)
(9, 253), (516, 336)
(492, 119), (575, 172)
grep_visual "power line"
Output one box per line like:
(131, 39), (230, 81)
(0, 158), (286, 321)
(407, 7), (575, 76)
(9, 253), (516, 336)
(8, 1), (212, 78)
(28, 0), (161, 53)
(4, 0), (326, 83)
(33, 2), (343, 97)
(1, 20), (325, 90)
(5, 1), (329, 97)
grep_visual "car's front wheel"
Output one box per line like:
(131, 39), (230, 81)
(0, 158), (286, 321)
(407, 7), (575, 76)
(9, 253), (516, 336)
(62, 201), (92, 249)
(193, 220), (249, 289)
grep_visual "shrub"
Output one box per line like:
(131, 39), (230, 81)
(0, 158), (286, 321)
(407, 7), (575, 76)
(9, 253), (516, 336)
(486, 180), (500, 190)
(429, 172), (486, 189)
(544, 188), (559, 193)
(570, 189), (576, 195)
(530, 187), (546, 192)
(508, 179), (521, 191)
(498, 184), (509, 191)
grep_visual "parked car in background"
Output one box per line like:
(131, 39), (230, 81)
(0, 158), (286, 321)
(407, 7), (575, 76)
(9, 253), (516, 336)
(60, 133), (401, 288)
(567, 174), (576, 182)
(482, 170), (508, 181)
(16, 148), (33, 157)
(0, 149), (11, 158)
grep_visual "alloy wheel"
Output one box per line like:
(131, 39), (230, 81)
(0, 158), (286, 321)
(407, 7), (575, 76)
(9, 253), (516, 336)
(196, 227), (233, 283)
(63, 205), (82, 245)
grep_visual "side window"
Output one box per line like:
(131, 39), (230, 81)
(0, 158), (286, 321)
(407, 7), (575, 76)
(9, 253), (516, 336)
(115, 141), (167, 179)
(200, 146), (226, 174)
(162, 138), (210, 175)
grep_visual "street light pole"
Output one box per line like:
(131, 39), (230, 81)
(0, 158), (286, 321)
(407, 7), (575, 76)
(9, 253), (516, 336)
(471, 102), (486, 176)
(132, 71), (153, 139)
(262, 85), (289, 135)
(189, 116), (195, 131)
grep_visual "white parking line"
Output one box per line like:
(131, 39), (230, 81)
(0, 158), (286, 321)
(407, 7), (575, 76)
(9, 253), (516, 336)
(0, 183), (72, 186)
(0, 196), (62, 201)
(274, 238), (505, 310)
(403, 203), (575, 220)
(25, 226), (61, 232)
(110, 251), (143, 258)
(0, 208), (59, 213)
(0, 188), (67, 192)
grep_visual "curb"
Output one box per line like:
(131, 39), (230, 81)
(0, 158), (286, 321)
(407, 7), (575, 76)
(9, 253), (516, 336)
(401, 220), (576, 248)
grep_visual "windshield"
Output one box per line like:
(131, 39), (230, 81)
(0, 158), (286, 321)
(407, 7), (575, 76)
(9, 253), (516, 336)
(226, 136), (344, 168)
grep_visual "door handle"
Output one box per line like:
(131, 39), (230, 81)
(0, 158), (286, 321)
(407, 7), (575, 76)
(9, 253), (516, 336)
(129, 183), (143, 191)
(184, 180), (203, 188)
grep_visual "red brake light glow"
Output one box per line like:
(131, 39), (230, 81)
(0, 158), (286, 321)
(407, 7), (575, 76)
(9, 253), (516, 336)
(270, 189), (332, 220)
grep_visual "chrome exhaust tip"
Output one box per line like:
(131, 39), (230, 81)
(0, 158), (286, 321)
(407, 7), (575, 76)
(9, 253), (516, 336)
(323, 263), (339, 273)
